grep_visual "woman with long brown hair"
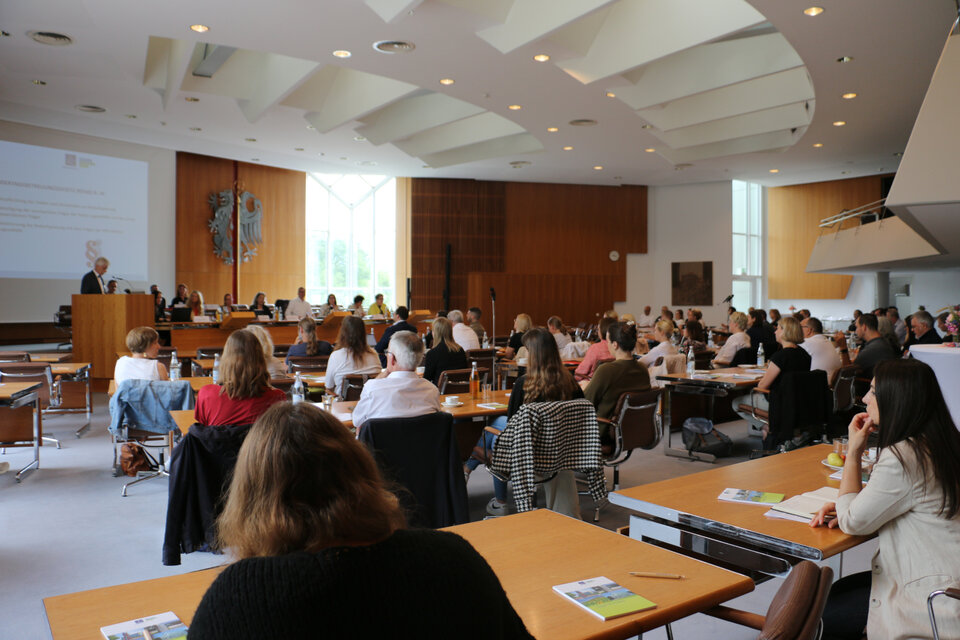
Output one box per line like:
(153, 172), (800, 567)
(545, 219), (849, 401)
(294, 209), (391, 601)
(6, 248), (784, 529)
(324, 315), (381, 396)
(466, 327), (583, 516)
(422, 316), (468, 386)
(195, 329), (286, 426)
(547, 315), (572, 351)
(189, 403), (532, 639)
(285, 316), (332, 367)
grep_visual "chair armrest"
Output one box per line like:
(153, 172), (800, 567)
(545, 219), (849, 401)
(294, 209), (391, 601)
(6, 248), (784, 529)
(752, 388), (770, 395)
(484, 426), (502, 436)
(702, 606), (765, 630)
(596, 417), (613, 425)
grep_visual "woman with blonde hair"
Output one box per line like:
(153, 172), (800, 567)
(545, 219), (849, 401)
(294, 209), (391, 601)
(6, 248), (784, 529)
(245, 324), (287, 379)
(187, 290), (205, 318)
(637, 319), (678, 367)
(195, 330), (286, 426)
(285, 316), (332, 367)
(422, 317), (468, 386)
(189, 403), (533, 639)
(503, 313), (532, 360)
(114, 326), (168, 384)
(325, 315), (382, 396)
(713, 311), (751, 367)
(547, 316), (572, 351)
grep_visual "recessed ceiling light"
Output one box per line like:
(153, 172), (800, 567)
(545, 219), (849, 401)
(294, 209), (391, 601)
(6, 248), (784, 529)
(189, 127), (202, 131)
(833, 121), (846, 127)
(593, 165), (603, 171)
(644, 148), (655, 153)
(125, 114), (137, 119)
(357, 160), (378, 166)
(769, 169), (780, 174)
(32, 79), (46, 85)
(562, 146), (573, 151)
(893, 152), (903, 157)
(340, 156), (347, 160)
(840, 170), (849, 175)
(813, 143), (823, 148)
(613, 176), (622, 180)
(674, 163), (693, 171)
(569, 119), (597, 126)
(306, 125), (316, 130)
(185, 97), (200, 102)
(0, 31), (10, 37)
(837, 56), (853, 63)
(28, 31), (73, 46)
(640, 124), (653, 129)
(509, 161), (532, 168)
(439, 78), (455, 86)
(251, 158), (260, 162)
(803, 7), (824, 16)
(546, 127), (558, 132)
(353, 135), (366, 142)
(533, 54), (550, 62)
(605, 92), (616, 98)
(295, 147), (304, 151)
(245, 137), (257, 142)
(75, 104), (106, 113)
(508, 104), (522, 110)
(373, 40), (415, 54)
(190, 24), (209, 33)
(332, 50), (351, 58)
(842, 92), (858, 99)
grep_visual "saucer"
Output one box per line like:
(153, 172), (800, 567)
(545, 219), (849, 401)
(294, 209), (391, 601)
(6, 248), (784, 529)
(443, 402), (464, 408)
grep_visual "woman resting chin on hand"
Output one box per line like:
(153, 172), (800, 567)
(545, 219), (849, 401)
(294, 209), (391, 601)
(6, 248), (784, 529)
(808, 360), (960, 640)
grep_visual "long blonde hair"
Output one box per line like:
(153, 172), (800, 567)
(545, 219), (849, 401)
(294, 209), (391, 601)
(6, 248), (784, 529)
(245, 324), (277, 364)
(431, 317), (461, 352)
(217, 403), (405, 558)
(514, 313), (533, 333)
(522, 328), (579, 402)
(188, 290), (205, 315)
(219, 329), (271, 400)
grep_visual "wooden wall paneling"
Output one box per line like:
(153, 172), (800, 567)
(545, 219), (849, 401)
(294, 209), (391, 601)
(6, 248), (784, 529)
(175, 153), (233, 305)
(236, 163), (306, 305)
(768, 176), (883, 299)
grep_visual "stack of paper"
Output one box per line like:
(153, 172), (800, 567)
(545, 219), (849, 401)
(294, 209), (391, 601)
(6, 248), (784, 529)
(765, 486), (838, 523)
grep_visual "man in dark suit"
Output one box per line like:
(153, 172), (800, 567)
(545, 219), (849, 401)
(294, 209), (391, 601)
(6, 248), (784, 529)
(80, 256), (109, 294)
(375, 306), (417, 366)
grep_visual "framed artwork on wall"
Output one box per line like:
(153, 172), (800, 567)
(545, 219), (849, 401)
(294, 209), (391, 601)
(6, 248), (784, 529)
(671, 261), (713, 306)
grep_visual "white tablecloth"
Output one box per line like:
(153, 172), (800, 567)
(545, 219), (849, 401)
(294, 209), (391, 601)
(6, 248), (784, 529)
(911, 345), (960, 427)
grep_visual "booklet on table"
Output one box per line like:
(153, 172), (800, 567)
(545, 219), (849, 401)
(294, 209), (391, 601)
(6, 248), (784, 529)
(100, 611), (187, 640)
(718, 488), (785, 505)
(553, 576), (656, 621)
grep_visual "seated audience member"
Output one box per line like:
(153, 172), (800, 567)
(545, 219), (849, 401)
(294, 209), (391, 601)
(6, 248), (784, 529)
(584, 322), (651, 438)
(887, 307), (907, 344)
(422, 317), (469, 386)
(659, 308), (673, 323)
(221, 293), (234, 313)
(619, 313), (635, 325)
(106, 280), (118, 294)
(246, 324), (287, 379)
(638, 319), (677, 367)
(286, 287), (314, 319)
(547, 316), (572, 351)
(348, 295), (365, 317)
(734, 316), (811, 441)
(847, 309), (862, 333)
(195, 330), (286, 426)
(375, 306), (417, 366)
(876, 316), (903, 356)
(604, 310), (619, 320)
(713, 311), (751, 367)
(768, 308), (782, 328)
(318, 293), (340, 317)
(680, 320), (706, 352)
(747, 309), (777, 358)
(467, 307), (485, 344)
(465, 328), (583, 516)
(574, 316), (617, 382)
(351, 332), (441, 429)
(800, 308), (811, 319)
(150, 284), (166, 309)
(187, 290), (205, 318)
(448, 309), (480, 352)
(367, 293), (389, 317)
(811, 360), (960, 640)
(286, 317), (333, 367)
(154, 290), (166, 322)
(906, 310), (941, 348)
(673, 309), (684, 326)
(325, 315), (381, 396)
(171, 283), (189, 306)
(637, 305), (655, 327)
(115, 327), (169, 384)
(250, 292), (271, 317)
(189, 402), (533, 640)
(833, 313), (898, 386)
(503, 313), (533, 360)
(686, 308), (703, 325)
(800, 317), (841, 382)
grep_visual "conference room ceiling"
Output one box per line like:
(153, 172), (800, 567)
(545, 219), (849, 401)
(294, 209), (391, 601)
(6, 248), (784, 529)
(0, 0), (954, 187)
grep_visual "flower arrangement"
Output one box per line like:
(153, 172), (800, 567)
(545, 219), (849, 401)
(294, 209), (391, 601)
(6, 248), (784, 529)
(940, 305), (960, 346)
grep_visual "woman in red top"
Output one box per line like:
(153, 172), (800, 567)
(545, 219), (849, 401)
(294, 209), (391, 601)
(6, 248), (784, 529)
(195, 329), (287, 426)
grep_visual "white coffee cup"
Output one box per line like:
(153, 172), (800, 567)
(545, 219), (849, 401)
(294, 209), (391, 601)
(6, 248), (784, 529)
(444, 396), (459, 406)
(416, 366), (425, 376)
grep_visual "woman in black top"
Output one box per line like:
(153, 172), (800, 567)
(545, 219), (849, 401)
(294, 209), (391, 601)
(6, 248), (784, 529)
(423, 317), (468, 386)
(747, 309), (778, 358)
(189, 403), (532, 640)
(503, 313), (532, 360)
(250, 291), (271, 317)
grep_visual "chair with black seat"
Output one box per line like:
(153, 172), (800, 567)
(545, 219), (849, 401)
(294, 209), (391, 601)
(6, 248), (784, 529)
(827, 364), (860, 437)
(694, 350), (714, 370)
(600, 389), (663, 491)
(436, 367), (490, 394)
(744, 370), (832, 451)
(466, 348), (497, 387)
(274, 299), (289, 317)
(358, 411), (468, 528)
(0, 362), (62, 448)
(704, 560), (832, 640)
(0, 351), (31, 363)
(288, 355), (329, 374)
(54, 304), (72, 351)
(339, 373), (370, 401)
(273, 343), (292, 358)
(728, 347), (758, 367)
(195, 346), (224, 360)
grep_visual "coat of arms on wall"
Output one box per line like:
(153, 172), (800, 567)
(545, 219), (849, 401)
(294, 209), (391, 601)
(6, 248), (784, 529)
(208, 188), (263, 265)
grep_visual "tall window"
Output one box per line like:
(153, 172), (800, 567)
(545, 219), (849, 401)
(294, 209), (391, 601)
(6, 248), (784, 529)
(305, 174), (397, 309)
(731, 180), (763, 310)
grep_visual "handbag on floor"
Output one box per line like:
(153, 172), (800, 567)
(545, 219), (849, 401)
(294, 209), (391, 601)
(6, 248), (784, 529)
(681, 417), (733, 458)
(119, 443), (154, 477)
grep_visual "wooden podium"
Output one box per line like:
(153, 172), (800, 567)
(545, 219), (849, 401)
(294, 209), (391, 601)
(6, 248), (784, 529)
(72, 294), (154, 385)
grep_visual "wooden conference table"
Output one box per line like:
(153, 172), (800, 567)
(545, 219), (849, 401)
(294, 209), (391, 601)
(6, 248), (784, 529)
(0, 380), (42, 482)
(610, 444), (869, 578)
(44, 509), (753, 640)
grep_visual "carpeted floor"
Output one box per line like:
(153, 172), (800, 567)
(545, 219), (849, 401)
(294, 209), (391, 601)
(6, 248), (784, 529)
(0, 395), (876, 640)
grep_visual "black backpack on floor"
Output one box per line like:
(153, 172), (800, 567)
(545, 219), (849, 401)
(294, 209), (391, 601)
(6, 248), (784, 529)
(681, 417), (733, 457)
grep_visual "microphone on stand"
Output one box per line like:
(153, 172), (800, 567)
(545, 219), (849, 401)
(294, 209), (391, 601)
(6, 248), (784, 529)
(110, 274), (135, 294)
(718, 294), (734, 305)
(490, 287), (496, 301)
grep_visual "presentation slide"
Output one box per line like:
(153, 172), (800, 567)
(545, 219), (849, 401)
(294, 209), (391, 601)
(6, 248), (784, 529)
(0, 139), (149, 281)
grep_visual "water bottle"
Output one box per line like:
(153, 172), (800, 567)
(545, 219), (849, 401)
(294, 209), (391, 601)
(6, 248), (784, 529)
(292, 372), (304, 404)
(277, 304), (284, 321)
(757, 342), (765, 367)
(169, 350), (180, 382)
(707, 329), (715, 349)
(482, 332), (490, 349)
(686, 344), (695, 376)
(212, 353), (220, 384)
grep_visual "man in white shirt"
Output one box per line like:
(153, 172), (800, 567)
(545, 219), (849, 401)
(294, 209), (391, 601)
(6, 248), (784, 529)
(448, 309), (480, 351)
(887, 307), (907, 344)
(351, 331), (442, 428)
(285, 286), (313, 319)
(637, 305), (655, 327)
(800, 316), (841, 382)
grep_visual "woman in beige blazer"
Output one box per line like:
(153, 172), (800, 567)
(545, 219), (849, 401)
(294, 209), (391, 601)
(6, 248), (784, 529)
(811, 359), (960, 639)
